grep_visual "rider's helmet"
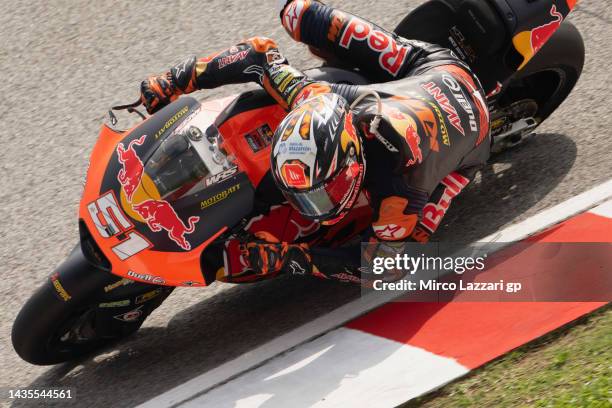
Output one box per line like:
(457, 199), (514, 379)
(271, 93), (365, 225)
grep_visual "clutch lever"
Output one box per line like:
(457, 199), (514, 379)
(108, 98), (147, 126)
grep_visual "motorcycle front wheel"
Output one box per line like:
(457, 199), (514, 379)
(12, 245), (172, 365)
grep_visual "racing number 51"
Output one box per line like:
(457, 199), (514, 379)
(87, 191), (151, 260)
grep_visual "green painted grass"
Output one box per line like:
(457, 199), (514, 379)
(402, 305), (611, 408)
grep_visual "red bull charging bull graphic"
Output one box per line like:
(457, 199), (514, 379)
(115, 133), (200, 251)
(117, 135), (146, 201)
(513, 0), (578, 69)
(133, 199), (200, 251)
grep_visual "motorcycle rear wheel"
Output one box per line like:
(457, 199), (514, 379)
(491, 21), (585, 132)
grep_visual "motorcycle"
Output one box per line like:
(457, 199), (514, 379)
(13, 0), (584, 364)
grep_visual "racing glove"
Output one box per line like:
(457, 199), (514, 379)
(140, 56), (199, 114)
(240, 232), (312, 276)
(140, 73), (182, 114)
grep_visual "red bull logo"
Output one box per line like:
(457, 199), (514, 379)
(531, 5), (563, 54)
(382, 104), (423, 166)
(133, 199), (200, 251)
(404, 125), (423, 167)
(117, 135), (146, 201)
(513, 4), (565, 70)
(339, 17), (409, 77)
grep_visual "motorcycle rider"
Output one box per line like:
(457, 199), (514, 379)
(140, 0), (490, 284)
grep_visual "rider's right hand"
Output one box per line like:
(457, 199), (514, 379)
(140, 73), (181, 114)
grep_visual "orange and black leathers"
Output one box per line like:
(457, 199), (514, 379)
(273, 0), (491, 282)
(141, 36), (327, 114)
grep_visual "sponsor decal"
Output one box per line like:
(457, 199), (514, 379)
(370, 126), (399, 153)
(373, 224), (407, 240)
(154, 106), (189, 139)
(135, 289), (162, 304)
(288, 260), (306, 275)
(529, 5), (564, 55)
(340, 163), (364, 211)
(127, 270), (165, 284)
(172, 56), (195, 80)
(244, 124), (274, 153)
(200, 184), (241, 209)
(218, 49), (249, 69)
(283, 0), (306, 39)
(266, 49), (285, 65)
(327, 11), (346, 42)
(442, 75), (478, 133)
(104, 278), (133, 293)
(440, 66), (490, 145)
(133, 199), (200, 251)
(339, 17), (409, 76)
(243, 65), (264, 84)
(399, 98), (441, 153)
(427, 100), (450, 146)
(421, 81), (465, 136)
(331, 270), (362, 284)
(272, 70), (290, 86)
(279, 142), (311, 155)
(117, 135), (146, 201)
(98, 299), (130, 308)
(50, 273), (71, 302)
(281, 161), (309, 188)
(383, 104), (424, 164)
(512, 5), (564, 69)
(113, 305), (144, 323)
(291, 87), (313, 107)
(204, 167), (239, 187)
(404, 124), (422, 167)
(421, 172), (470, 232)
(448, 26), (476, 63)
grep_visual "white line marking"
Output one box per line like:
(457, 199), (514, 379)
(180, 328), (469, 408)
(590, 199), (612, 218)
(139, 178), (612, 408)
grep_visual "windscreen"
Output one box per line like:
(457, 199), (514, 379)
(144, 109), (235, 201)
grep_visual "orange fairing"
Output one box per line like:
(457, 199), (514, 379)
(79, 122), (225, 287)
(218, 104), (287, 187)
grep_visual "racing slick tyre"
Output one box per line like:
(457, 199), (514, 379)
(12, 245), (172, 365)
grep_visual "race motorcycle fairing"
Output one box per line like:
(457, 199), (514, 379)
(80, 93), (370, 287)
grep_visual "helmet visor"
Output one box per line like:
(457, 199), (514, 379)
(283, 162), (361, 219)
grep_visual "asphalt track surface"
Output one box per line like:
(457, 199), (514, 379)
(0, 1), (610, 407)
